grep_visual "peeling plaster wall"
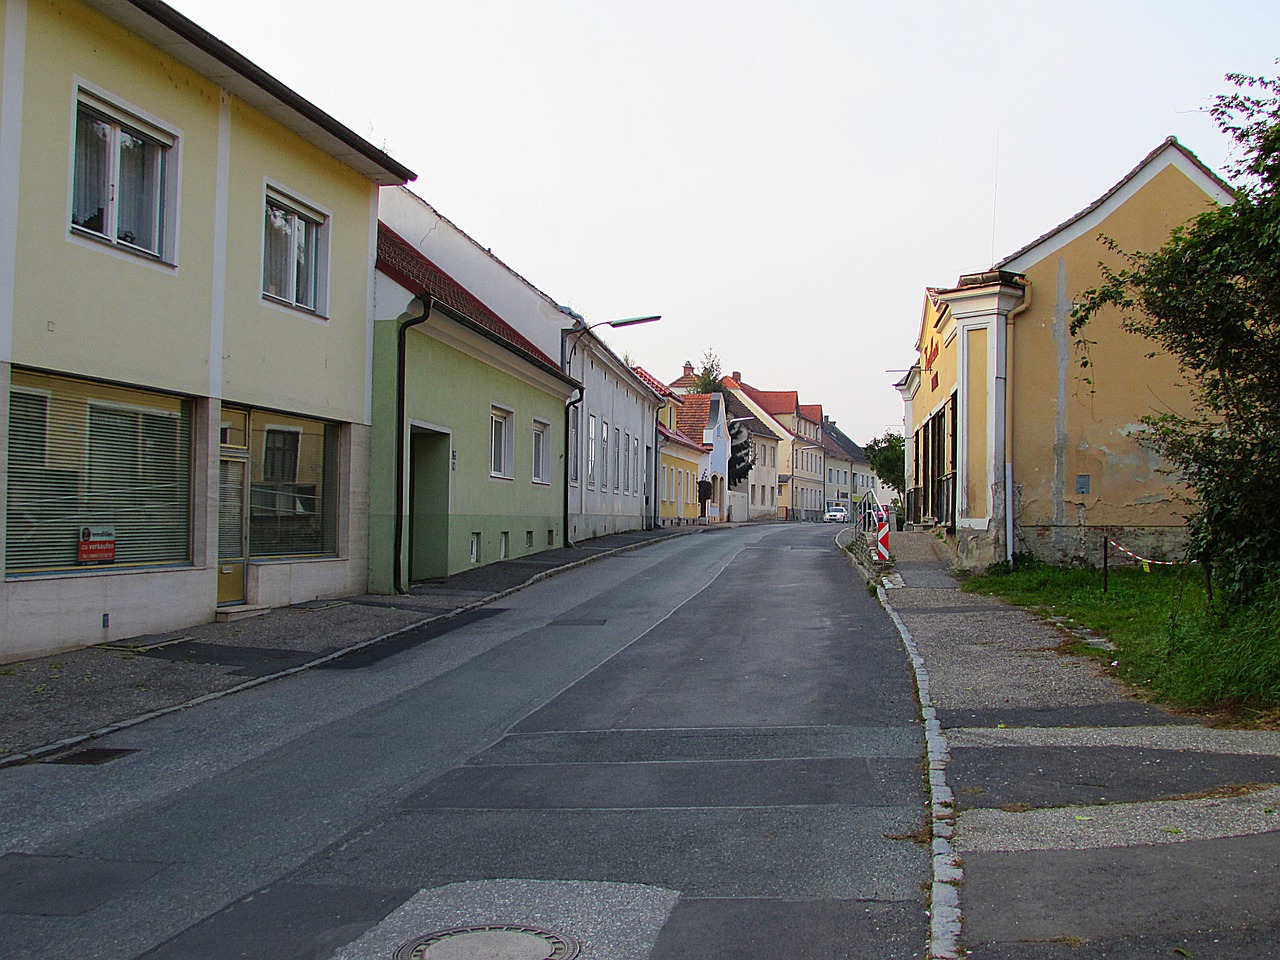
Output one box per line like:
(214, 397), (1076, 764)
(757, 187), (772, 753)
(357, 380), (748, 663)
(1008, 163), (1209, 565)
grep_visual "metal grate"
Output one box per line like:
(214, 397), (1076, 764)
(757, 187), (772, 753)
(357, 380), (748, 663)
(44, 747), (138, 765)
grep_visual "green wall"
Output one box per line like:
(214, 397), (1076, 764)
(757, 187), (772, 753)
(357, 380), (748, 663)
(369, 317), (567, 592)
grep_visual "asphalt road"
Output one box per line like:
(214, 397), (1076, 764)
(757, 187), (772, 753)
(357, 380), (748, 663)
(0, 523), (929, 960)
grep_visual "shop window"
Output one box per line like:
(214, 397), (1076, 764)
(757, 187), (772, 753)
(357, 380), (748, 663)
(248, 412), (337, 557)
(6, 370), (191, 573)
(71, 91), (178, 261)
(263, 188), (329, 313)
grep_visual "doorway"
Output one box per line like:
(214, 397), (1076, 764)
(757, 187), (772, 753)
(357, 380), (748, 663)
(408, 427), (451, 582)
(217, 456), (247, 604)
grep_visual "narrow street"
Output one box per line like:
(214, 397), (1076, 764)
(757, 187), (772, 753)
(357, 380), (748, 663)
(0, 524), (929, 960)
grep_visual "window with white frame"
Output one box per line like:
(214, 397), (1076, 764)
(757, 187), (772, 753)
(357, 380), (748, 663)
(587, 415), (597, 487)
(568, 407), (580, 484)
(532, 419), (550, 484)
(71, 91), (177, 260)
(633, 437), (640, 496)
(601, 421), (609, 487)
(613, 427), (621, 492)
(263, 188), (329, 313)
(623, 431), (631, 493)
(490, 406), (513, 478)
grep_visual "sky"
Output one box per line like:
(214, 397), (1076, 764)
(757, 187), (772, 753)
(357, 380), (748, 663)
(172, 0), (1279, 442)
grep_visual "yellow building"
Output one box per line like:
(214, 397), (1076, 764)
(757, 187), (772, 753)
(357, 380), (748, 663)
(897, 137), (1232, 568)
(634, 366), (707, 524)
(1, 0), (413, 659)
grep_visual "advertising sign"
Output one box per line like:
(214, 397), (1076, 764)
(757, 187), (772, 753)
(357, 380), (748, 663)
(78, 524), (116, 564)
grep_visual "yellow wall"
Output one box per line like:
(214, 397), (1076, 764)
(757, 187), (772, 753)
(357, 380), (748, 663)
(660, 447), (702, 521)
(965, 326), (988, 517)
(1011, 163), (1209, 530)
(13, 0), (220, 392)
(911, 296), (957, 435)
(220, 101), (375, 424)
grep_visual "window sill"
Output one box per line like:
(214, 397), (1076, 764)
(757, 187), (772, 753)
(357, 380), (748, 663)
(262, 293), (329, 321)
(490, 472), (514, 481)
(6, 561), (194, 581)
(532, 479), (551, 487)
(69, 226), (175, 267)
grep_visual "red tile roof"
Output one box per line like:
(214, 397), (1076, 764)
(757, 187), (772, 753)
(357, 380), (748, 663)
(800, 403), (823, 423)
(376, 223), (564, 379)
(633, 365), (678, 399)
(675, 393), (713, 446)
(659, 421), (707, 455)
(742, 386), (799, 417)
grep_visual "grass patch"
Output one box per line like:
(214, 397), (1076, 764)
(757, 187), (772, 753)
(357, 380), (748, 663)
(964, 559), (1280, 719)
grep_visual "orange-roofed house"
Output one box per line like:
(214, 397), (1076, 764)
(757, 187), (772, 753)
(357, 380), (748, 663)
(634, 366), (704, 524)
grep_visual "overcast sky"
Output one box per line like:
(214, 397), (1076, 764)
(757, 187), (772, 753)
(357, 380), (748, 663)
(174, 0), (1278, 442)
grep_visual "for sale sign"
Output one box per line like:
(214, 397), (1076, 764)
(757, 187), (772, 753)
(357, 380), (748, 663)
(78, 524), (116, 564)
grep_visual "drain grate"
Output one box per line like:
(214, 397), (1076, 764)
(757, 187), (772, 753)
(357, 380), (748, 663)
(394, 924), (580, 960)
(44, 747), (138, 765)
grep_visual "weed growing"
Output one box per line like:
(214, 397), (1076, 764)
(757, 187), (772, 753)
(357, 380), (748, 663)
(964, 557), (1280, 717)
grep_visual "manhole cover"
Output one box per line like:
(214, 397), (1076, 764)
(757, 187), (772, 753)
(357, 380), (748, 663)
(394, 924), (580, 960)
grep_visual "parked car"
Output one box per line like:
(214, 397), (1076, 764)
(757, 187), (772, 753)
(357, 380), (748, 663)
(823, 506), (848, 523)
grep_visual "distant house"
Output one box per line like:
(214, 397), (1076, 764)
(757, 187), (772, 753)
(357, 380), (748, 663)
(821, 416), (880, 511)
(723, 391), (778, 521)
(378, 187), (661, 543)
(371, 224), (576, 589)
(633, 367), (703, 525)
(673, 393), (730, 521)
(722, 374), (824, 521)
(1, 0), (413, 659)
(896, 137), (1233, 568)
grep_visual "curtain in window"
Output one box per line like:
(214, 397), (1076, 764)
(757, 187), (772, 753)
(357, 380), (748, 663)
(115, 129), (161, 253)
(5, 371), (192, 573)
(72, 108), (110, 235)
(263, 201), (293, 300)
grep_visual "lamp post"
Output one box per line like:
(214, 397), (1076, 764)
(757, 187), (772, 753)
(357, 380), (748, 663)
(561, 315), (661, 546)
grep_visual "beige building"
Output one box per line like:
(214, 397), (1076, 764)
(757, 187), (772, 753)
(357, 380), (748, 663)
(633, 368), (704, 525)
(1, 0), (413, 659)
(723, 374), (824, 521)
(897, 137), (1232, 568)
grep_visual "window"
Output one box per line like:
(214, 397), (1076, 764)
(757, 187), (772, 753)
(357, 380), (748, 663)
(587, 415), (597, 487)
(613, 427), (621, 492)
(470, 533), (481, 563)
(601, 421), (609, 487)
(500, 531), (509, 559)
(249, 412), (338, 558)
(71, 92), (177, 260)
(633, 437), (640, 496)
(623, 431), (631, 493)
(568, 407), (580, 484)
(263, 188), (328, 313)
(262, 428), (300, 483)
(490, 407), (513, 478)
(6, 371), (192, 573)
(532, 420), (550, 484)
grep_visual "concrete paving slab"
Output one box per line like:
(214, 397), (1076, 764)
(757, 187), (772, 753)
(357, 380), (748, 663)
(648, 898), (927, 960)
(0, 852), (168, 917)
(296, 806), (927, 901)
(951, 744), (1280, 809)
(136, 882), (413, 960)
(402, 757), (920, 810)
(963, 832), (1280, 944)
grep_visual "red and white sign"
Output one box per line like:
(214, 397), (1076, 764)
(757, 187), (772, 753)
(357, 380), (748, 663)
(78, 524), (116, 564)
(876, 522), (890, 561)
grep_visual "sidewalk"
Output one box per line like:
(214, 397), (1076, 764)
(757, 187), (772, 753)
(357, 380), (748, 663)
(0, 524), (718, 767)
(878, 531), (1280, 959)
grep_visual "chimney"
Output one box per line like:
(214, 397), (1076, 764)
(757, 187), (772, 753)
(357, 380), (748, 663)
(731, 371), (741, 382)
(683, 361), (694, 377)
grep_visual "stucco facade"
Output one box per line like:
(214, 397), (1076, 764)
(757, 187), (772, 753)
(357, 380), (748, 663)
(0, 0), (412, 659)
(898, 138), (1233, 568)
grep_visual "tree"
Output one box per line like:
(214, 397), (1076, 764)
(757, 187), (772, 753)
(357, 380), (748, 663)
(865, 432), (905, 499)
(729, 424), (754, 487)
(1070, 70), (1280, 601)
(691, 347), (726, 395)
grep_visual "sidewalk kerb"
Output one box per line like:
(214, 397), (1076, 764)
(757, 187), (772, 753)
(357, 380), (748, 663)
(0, 528), (702, 770)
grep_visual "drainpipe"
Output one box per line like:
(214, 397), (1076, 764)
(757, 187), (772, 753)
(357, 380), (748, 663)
(393, 295), (431, 593)
(1003, 280), (1031, 563)
(563, 384), (583, 547)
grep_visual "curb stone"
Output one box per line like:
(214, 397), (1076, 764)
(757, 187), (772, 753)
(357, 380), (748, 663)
(839, 530), (962, 960)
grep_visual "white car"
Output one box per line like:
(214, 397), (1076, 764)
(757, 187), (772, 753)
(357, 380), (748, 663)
(823, 506), (848, 523)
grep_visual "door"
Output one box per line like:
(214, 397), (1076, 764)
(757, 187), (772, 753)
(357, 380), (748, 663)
(218, 457), (247, 605)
